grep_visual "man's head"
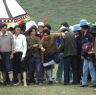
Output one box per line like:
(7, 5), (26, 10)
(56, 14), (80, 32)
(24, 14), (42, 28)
(90, 25), (96, 37)
(19, 22), (26, 32)
(14, 25), (21, 35)
(44, 24), (51, 31)
(61, 22), (69, 28)
(43, 29), (50, 39)
(60, 22), (69, 32)
(28, 25), (37, 36)
(80, 25), (90, 33)
(80, 19), (90, 33)
(1, 24), (7, 33)
(59, 26), (69, 32)
(38, 22), (44, 33)
(73, 24), (81, 37)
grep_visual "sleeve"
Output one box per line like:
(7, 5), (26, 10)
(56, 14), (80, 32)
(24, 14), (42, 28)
(22, 36), (27, 58)
(26, 37), (32, 50)
(40, 38), (44, 46)
(52, 32), (66, 40)
(52, 33), (61, 39)
(58, 38), (65, 52)
(37, 37), (42, 48)
(10, 33), (14, 54)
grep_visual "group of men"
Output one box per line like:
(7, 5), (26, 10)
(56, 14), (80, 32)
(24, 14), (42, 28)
(0, 19), (96, 90)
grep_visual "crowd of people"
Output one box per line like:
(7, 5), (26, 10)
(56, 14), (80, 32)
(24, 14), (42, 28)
(0, 19), (96, 90)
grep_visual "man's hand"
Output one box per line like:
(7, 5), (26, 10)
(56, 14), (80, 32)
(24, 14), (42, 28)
(61, 32), (66, 38)
(10, 53), (13, 59)
(21, 57), (24, 62)
(32, 44), (38, 47)
(41, 47), (45, 52)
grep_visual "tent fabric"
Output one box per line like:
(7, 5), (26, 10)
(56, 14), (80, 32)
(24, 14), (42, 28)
(0, 0), (29, 23)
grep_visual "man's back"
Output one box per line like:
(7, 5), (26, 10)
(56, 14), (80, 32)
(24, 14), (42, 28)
(60, 31), (77, 57)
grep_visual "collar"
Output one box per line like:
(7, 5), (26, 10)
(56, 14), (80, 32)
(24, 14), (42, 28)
(0, 31), (8, 36)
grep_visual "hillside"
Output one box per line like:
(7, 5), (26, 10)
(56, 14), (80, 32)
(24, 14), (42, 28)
(17, 0), (96, 30)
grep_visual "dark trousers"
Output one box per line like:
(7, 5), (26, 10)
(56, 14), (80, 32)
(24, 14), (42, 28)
(13, 52), (22, 83)
(76, 56), (83, 82)
(0, 52), (13, 72)
(63, 56), (79, 84)
(27, 56), (42, 83)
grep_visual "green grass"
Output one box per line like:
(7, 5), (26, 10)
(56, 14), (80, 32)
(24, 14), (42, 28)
(0, 0), (96, 95)
(0, 84), (96, 95)
(17, 0), (96, 30)
(0, 65), (96, 95)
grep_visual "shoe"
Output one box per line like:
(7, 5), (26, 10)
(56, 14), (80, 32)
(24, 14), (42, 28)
(14, 82), (21, 86)
(72, 82), (80, 85)
(0, 82), (4, 85)
(55, 80), (61, 84)
(2, 81), (7, 85)
(80, 85), (88, 87)
(36, 81), (43, 86)
(64, 82), (69, 85)
(48, 81), (53, 85)
(9, 81), (14, 86)
(91, 85), (96, 88)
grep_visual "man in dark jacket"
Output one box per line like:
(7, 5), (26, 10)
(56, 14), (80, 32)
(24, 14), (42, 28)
(59, 26), (78, 85)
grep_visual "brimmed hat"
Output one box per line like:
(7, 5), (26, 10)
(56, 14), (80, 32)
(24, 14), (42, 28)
(38, 22), (44, 27)
(80, 19), (90, 26)
(26, 20), (37, 31)
(73, 24), (81, 31)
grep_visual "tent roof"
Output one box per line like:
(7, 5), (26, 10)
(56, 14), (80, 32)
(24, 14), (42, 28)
(0, 0), (28, 23)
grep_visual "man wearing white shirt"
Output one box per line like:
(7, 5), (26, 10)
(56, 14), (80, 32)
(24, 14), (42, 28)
(13, 25), (27, 87)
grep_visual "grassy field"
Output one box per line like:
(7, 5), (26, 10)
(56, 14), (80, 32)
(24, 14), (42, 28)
(17, 0), (96, 30)
(0, 65), (96, 95)
(0, 0), (96, 95)
(0, 83), (96, 95)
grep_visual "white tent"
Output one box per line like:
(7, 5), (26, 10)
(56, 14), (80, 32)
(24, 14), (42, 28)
(0, 0), (29, 23)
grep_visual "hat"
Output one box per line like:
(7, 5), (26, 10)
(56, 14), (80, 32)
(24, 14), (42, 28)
(80, 19), (90, 26)
(73, 24), (81, 31)
(92, 22), (96, 26)
(26, 20), (37, 31)
(38, 22), (44, 27)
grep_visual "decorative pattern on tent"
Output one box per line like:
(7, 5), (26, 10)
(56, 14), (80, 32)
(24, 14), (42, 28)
(0, 0), (30, 23)
(0, 14), (30, 23)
